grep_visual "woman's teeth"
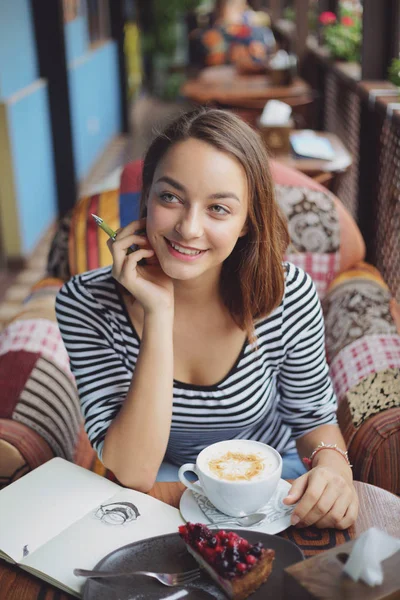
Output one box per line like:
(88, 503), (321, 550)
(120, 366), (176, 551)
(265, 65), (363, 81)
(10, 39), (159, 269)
(169, 241), (203, 256)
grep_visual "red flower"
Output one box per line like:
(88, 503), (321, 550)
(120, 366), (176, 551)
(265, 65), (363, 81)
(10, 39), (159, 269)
(341, 16), (355, 26)
(319, 11), (337, 25)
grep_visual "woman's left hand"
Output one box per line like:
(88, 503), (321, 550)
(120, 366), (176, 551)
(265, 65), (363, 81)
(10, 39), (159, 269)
(283, 466), (359, 529)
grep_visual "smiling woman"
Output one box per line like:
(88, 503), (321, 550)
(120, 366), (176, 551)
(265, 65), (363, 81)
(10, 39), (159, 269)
(55, 108), (359, 531)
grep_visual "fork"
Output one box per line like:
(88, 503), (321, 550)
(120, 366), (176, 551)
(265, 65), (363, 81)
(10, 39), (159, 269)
(73, 567), (201, 587)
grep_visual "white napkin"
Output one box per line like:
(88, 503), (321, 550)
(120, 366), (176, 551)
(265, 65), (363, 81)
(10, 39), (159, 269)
(343, 527), (400, 586)
(259, 100), (292, 126)
(269, 50), (291, 70)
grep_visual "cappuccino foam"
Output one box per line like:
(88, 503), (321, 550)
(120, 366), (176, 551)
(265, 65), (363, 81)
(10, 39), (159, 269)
(202, 445), (279, 482)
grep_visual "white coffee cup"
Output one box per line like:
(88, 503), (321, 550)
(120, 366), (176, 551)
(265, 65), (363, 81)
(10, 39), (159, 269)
(178, 440), (282, 517)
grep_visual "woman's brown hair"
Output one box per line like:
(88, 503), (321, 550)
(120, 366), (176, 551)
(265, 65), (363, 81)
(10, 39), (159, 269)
(140, 108), (289, 341)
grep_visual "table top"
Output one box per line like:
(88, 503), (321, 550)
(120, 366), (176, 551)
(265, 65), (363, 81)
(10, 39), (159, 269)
(272, 131), (353, 175)
(1, 480), (399, 600)
(181, 64), (312, 106)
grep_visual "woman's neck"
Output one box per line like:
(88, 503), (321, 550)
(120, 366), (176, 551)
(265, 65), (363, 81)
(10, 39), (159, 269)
(172, 270), (222, 312)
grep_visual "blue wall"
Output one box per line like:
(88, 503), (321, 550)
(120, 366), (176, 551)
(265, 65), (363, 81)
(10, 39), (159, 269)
(65, 15), (121, 180)
(65, 16), (89, 65)
(0, 0), (38, 98)
(0, 0), (57, 257)
(68, 42), (121, 179)
(8, 84), (57, 254)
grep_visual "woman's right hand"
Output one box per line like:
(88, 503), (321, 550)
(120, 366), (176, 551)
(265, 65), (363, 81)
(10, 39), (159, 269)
(108, 219), (174, 315)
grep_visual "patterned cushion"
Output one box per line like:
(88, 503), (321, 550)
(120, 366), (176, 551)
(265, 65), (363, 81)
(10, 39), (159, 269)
(0, 283), (96, 487)
(275, 184), (340, 298)
(325, 265), (400, 495)
(323, 265), (397, 363)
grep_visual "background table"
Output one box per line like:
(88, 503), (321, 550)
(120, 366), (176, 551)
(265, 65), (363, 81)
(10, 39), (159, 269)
(1, 481), (399, 600)
(180, 65), (315, 128)
(272, 131), (353, 193)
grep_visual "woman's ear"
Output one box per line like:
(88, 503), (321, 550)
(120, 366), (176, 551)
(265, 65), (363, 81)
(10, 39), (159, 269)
(239, 221), (248, 237)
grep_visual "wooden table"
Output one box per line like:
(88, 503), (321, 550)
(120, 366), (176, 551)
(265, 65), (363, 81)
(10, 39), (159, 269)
(272, 130), (353, 192)
(180, 65), (315, 127)
(1, 481), (399, 600)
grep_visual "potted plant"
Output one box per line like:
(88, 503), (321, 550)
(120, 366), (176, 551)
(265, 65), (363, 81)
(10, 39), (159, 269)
(318, 8), (362, 62)
(388, 57), (400, 89)
(140, 0), (203, 99)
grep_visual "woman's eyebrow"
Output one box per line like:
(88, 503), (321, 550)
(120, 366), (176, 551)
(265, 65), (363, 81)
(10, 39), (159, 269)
(155, 176), (185, 191)
(156, 176), (240, 203)
(208, 191), (241, 203)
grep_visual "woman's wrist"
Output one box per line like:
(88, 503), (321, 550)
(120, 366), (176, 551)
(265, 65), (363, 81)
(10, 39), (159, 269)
(312, 449), (353, 482)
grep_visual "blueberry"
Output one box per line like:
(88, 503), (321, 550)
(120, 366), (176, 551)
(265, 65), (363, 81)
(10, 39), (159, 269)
(250, 542), (264, 557)
(208, 536), (218, 548)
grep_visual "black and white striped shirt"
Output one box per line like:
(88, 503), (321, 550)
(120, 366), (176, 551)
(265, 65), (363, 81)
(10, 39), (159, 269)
(55, 263), (337, 464)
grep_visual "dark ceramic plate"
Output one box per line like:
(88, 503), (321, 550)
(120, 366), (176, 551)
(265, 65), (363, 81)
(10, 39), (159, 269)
(83, 530), (303, 600)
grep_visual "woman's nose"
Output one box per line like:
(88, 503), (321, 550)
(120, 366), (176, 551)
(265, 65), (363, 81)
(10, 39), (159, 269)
(175, 209), (203, 240)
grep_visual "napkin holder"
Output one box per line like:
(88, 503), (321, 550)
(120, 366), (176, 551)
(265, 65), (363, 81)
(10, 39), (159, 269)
(283, 539), (400, 600)
(257, 118), (294, 154)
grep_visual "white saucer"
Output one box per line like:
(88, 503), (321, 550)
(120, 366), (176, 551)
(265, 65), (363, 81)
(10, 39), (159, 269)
(179, 479), (293, 535)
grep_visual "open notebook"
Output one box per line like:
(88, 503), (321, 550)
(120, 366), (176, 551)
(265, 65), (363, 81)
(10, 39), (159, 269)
(0, 458), (184, 597)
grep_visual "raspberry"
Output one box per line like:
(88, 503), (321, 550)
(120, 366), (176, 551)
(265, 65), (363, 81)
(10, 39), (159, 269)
(218, 530), (227, 537)
(196, 540), (207, 552)
(239, 540), (251, 552)
(203, 546), (215, 561)
(236, 562), (248, 573)
(246, 554), (257, 565)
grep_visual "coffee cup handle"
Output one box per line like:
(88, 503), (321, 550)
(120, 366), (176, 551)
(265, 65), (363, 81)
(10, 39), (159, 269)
(178, 463), (205, 495)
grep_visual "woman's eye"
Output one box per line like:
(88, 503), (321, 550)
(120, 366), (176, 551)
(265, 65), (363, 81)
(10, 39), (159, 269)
(210, 204), (229, 215)
(160, 192), (179, 203)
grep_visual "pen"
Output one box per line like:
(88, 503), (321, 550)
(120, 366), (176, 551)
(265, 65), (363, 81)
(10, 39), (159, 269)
(91, 213), (134, 255)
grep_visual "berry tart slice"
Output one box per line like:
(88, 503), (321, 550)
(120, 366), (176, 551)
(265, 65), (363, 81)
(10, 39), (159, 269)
(178, 523), (275, 600)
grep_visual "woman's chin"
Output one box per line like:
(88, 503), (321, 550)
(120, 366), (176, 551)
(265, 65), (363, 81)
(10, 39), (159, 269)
(157, 257), (202, 281)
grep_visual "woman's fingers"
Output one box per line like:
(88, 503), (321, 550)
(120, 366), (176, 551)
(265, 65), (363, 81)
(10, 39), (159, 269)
(283, 472), (308, 505)
(124, 247), (155, 265)
(298, 481), (347, 527)
(289, 472), (329, 526)
(115, 219), (146, 240)
(313, 489), (353, 529)
(107, 233), (150, 265)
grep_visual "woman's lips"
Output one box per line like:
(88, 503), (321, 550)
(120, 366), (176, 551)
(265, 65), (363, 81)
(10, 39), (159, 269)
(164, 237), (207, 261)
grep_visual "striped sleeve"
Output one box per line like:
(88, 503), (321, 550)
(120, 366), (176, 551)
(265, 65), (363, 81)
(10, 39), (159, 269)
(277, 266), (338, 438)
(55, 276), (132, 459)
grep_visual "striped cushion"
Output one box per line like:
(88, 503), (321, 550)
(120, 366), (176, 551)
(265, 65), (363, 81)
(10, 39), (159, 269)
(0, 419), (53, 490)
(68, 160), (142, 276)
(337, 399), (400, 495)
(0, 282), (96, 486)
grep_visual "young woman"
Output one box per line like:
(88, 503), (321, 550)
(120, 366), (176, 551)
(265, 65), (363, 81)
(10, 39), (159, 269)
(56, 109), (358, 530)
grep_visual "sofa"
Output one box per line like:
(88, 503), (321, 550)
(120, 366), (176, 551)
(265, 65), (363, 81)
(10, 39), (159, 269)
(1, 160), (399, 493)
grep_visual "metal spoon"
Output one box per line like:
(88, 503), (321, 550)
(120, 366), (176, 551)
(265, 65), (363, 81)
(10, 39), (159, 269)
(208, 512), (266, 527)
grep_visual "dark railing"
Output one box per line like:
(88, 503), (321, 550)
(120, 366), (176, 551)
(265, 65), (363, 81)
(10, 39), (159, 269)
(273, 20), (400, 301)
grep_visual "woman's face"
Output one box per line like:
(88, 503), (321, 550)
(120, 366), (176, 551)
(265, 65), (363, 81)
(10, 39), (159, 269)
(146, 138), (249, 283)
